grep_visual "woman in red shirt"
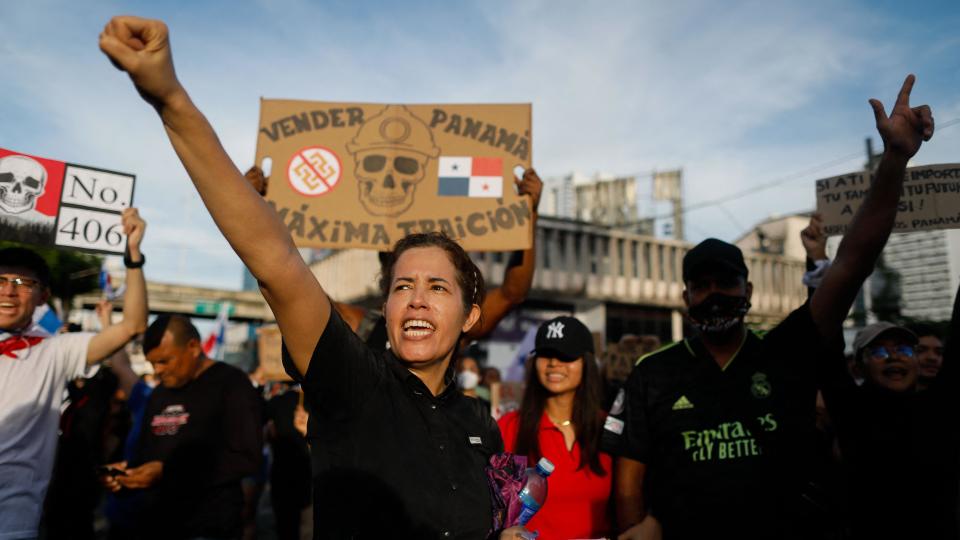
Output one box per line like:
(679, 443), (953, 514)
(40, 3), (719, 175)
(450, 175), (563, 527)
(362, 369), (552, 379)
(498, 316), (613, 539)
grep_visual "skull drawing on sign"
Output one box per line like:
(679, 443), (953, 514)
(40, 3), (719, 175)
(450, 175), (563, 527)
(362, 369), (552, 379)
(0, 155), (47, 214)
(346, 105), (440, 217)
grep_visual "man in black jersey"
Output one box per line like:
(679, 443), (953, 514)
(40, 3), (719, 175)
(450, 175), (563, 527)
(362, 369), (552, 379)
(604, 75), (934, 540)
(102, 315), (263, 539)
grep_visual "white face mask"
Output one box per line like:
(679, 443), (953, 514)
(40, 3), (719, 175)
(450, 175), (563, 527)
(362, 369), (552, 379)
(457, 370), (480, 391)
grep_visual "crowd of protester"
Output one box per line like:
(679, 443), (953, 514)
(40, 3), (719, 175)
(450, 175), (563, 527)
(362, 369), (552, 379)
(0, 13), (956, 540)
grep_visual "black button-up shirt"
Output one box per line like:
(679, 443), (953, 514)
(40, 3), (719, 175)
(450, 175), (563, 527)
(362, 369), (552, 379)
(283, 308), (503, 540)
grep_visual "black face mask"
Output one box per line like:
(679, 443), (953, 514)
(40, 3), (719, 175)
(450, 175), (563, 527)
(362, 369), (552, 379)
(687, 293), (751, 336)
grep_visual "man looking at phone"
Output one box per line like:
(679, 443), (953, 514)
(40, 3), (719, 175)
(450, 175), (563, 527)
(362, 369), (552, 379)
(102, 315), (262, 540)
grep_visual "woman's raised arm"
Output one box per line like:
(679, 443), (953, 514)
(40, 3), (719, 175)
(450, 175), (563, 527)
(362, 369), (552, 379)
(99, 16), (327, 374)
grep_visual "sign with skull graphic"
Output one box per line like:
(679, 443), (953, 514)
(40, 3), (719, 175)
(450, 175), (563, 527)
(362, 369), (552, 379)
(0, 147), (135, 254)
(256, 101), (532, 251)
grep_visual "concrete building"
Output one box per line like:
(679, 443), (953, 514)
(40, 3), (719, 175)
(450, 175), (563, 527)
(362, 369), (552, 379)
(540, 173), (578, 220)
(735, 213), (812, 261)
(881, 229), (960, 322)
(309, 216), (806, 374)
(735, 211), (960, 323)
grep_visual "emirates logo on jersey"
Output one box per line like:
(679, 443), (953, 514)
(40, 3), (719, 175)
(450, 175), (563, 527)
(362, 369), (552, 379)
(151, 404), (190, 436)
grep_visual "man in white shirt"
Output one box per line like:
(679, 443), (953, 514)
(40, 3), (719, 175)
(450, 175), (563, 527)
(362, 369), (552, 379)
(0, 208), (149, 540)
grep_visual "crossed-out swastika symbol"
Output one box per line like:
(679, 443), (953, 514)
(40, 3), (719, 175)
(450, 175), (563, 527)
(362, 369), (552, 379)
(287, 146), (342, 197)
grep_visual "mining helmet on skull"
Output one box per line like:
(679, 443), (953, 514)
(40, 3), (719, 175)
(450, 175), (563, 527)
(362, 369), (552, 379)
(345, 105), (440, 158)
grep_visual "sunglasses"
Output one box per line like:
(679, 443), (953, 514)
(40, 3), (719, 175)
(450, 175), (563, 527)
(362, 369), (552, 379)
(867, 344), (914, 360)
(0, 276), (41, 292)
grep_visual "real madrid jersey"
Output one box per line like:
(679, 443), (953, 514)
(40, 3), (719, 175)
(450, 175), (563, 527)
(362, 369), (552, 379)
(602, 303), (835, 539)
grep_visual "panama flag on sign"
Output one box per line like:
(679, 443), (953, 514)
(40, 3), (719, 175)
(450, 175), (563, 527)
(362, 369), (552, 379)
(437, 157), (503, 198)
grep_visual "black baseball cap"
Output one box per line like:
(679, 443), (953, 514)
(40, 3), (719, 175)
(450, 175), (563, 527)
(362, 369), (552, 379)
(682, 238), (749, 282)
(532, 316), (594, 362)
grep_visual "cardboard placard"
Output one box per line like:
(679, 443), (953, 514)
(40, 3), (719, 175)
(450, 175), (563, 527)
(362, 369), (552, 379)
(256, 324), (292, 382)
(255, 101), (533, 251)
(817, 163), (960, 236)
(602, 335), (663, 383)
(0, 147), (135, 254)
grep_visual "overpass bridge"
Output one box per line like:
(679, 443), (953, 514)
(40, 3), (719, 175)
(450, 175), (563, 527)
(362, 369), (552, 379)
(74, 281), (273, 322)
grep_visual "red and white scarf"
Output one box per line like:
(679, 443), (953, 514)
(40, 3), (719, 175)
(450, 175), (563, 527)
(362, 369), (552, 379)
(0, 324), (50, 359)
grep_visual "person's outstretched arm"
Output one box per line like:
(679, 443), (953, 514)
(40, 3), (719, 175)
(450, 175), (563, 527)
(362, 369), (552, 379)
(99, 17), (327, 374)
(467, 168), (542, 339)
(800, 213), (829, 298)
(810, 74), (933, 340)
(87, 208), (149, 364)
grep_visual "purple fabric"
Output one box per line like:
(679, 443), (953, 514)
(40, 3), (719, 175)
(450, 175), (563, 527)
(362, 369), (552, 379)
(486, 452), (529, 531)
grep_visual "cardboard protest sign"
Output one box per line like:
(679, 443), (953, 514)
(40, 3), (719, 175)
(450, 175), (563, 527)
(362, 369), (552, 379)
(255, 101), (533, 251)
(817, 163), (960, 236)
(0, 147), (135, 254)
(256, 324), (292, 382)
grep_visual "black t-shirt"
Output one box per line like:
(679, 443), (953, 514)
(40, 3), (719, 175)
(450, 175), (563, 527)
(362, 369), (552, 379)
(265, 389), (312, 508)
(821, 335), (959, 539)
(282, 307), (503, 540)
(133, 361), (263, 539)
(602, 303), (834, 539)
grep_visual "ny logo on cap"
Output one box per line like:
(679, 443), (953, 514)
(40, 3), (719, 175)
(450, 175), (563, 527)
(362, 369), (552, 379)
(546, 321), (565, 339)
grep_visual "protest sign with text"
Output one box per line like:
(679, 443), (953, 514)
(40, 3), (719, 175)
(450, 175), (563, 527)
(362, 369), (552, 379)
(816, 163), (960, 236)
(0, 147), (136, 254)
(255, 101), (533, 251)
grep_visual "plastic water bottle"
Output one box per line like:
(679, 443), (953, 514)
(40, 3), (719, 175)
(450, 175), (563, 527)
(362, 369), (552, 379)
(517, 457), (554, 525)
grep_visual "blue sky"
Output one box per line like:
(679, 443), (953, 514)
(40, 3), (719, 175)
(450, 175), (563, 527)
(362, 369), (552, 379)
(2, 0), (958, 290)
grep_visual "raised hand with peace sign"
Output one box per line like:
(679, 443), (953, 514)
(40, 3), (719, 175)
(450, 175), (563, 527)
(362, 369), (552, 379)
(809, 74), (934, 341)
(869, 74), (934, 159)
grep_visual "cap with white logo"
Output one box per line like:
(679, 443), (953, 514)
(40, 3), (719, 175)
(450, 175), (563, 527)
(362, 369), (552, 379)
(532, 315), (594, 362)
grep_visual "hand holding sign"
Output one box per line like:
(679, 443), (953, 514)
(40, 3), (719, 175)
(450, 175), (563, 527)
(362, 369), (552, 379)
(122, 207), (146, 259)
(516, 168), (543, 213)
(99, 16), (184, 110)
(244, 166), (269, 196)
(869, 74), (934, 159)
(800, 213), (827, 260)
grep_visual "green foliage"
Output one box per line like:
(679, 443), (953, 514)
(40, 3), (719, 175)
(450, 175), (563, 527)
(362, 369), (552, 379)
(0, 241), (102, 301)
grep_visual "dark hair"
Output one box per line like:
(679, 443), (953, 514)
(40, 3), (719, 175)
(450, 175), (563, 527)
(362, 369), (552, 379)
(378, 232), (485, 314)
(907, 323), (941, 341)
(514, 351), (607, 475)
(0, 247), (51, 285)
(143, 315), (202, 354)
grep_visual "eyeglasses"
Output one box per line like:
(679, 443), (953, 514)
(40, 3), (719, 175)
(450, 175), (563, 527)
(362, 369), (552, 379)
(0, 276), (41, 291)
(867, 344), (914, 360)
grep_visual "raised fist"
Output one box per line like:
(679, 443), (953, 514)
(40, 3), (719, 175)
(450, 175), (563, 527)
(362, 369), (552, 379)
(99, 16), (183, 109)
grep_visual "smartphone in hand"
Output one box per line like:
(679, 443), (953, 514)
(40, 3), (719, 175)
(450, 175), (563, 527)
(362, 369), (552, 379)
(97, 465), (126, 477)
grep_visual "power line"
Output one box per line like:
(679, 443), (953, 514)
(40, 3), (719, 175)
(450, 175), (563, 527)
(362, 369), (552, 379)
(715, 202), (747, 232)
(647, 116), (960, 220)
(655, 150), (863, 220)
